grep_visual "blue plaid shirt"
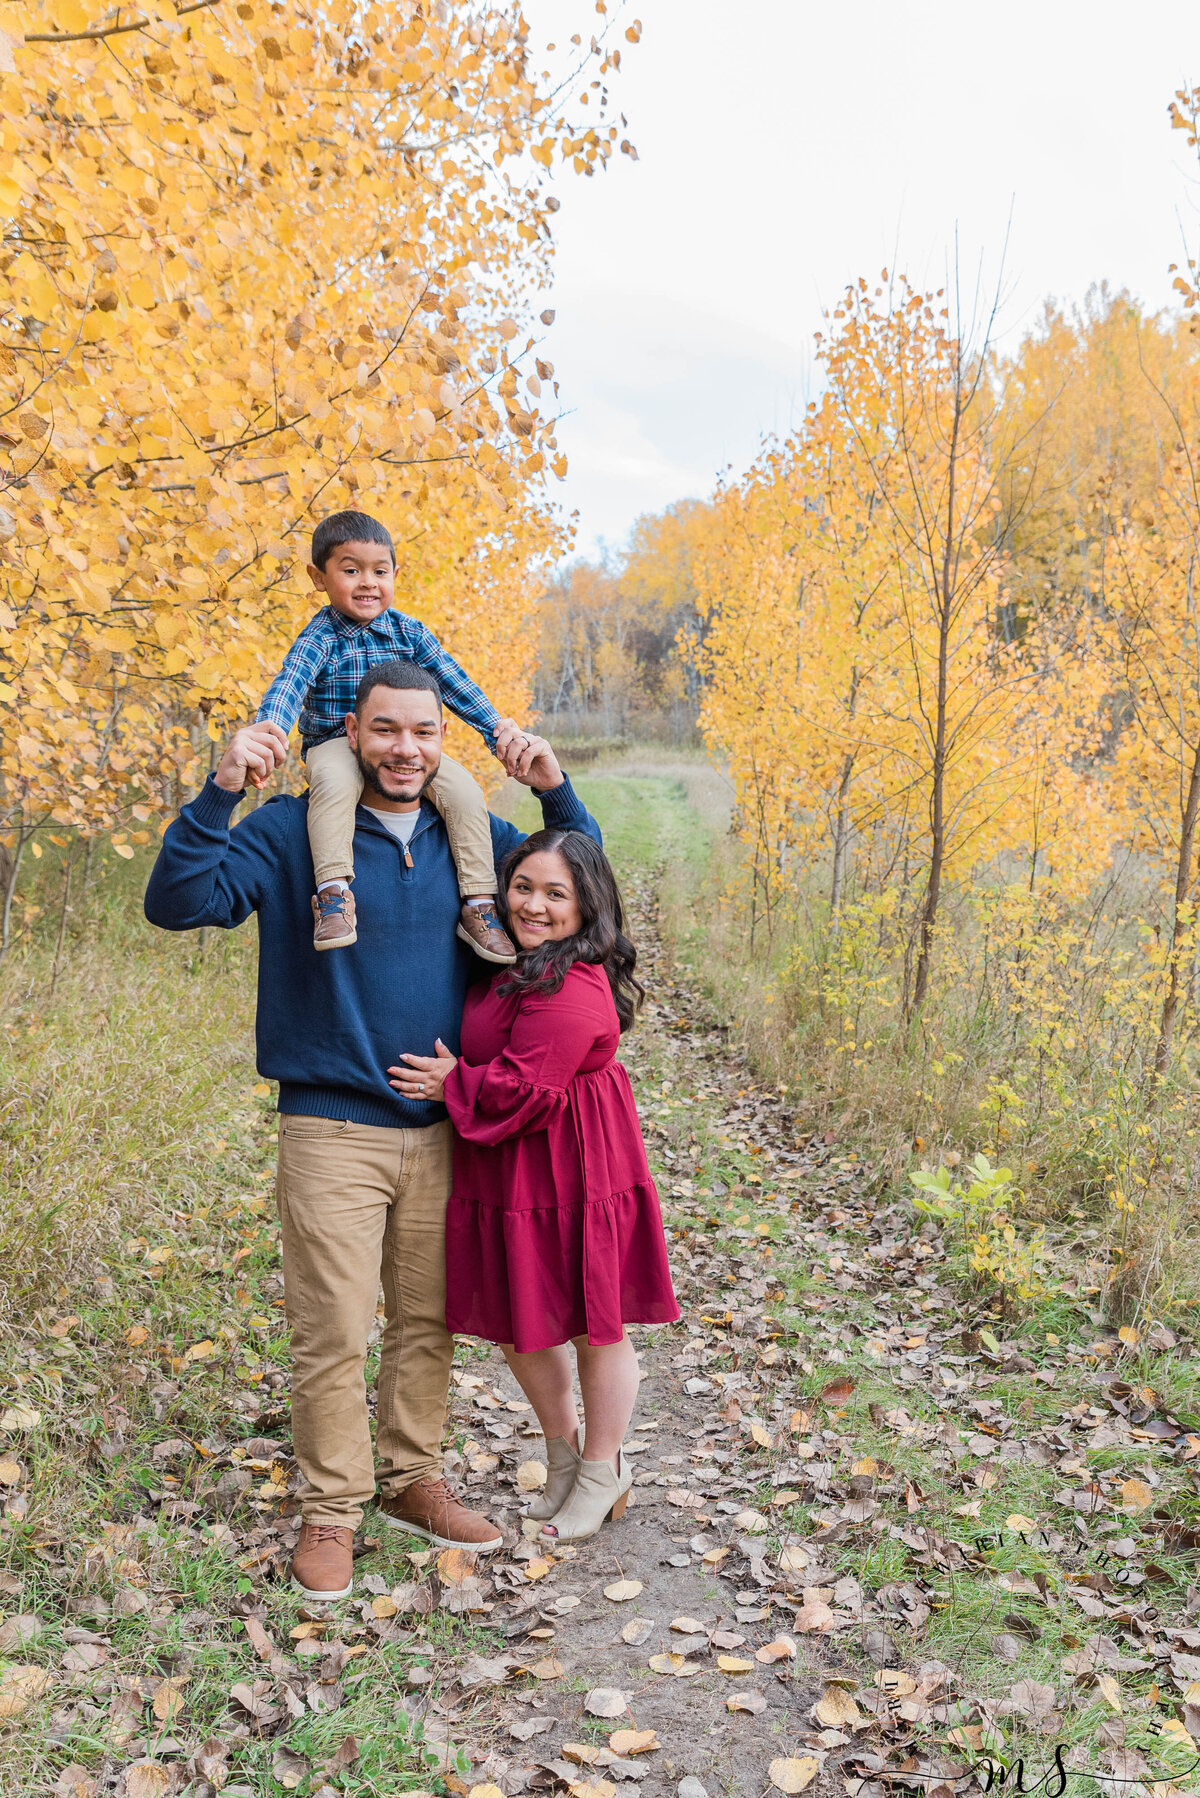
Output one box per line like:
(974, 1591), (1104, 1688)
(257, 606), (501, 754)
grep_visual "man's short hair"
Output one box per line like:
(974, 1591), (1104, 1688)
(355, 659), (443, 714)
(311, 510), (395, 571)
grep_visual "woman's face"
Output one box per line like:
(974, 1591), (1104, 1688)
(506, 849), (583, 949)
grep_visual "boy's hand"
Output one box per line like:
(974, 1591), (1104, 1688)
(215, 722), (289, 794)
(494, 720), (563, 790)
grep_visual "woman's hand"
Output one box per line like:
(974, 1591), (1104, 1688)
(388, 1038), (458, 1102)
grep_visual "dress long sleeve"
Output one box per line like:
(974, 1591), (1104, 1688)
(442, 978), (607, 1146)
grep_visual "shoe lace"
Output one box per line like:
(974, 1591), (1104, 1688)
(306, 1523), (347, 1543)
(317, 892), (348, 919)
(469, 904), (500, 929)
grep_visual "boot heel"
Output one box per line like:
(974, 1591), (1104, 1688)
(608, 1491), (630, 1522)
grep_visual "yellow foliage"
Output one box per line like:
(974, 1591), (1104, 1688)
(0, 1), (634, 855)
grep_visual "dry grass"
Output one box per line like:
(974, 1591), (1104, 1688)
(0, 846), (261, 1313)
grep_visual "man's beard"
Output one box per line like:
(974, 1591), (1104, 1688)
(354, 743), (438, 801)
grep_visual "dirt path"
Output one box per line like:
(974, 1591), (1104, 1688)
(5, 776), (1200, 1798)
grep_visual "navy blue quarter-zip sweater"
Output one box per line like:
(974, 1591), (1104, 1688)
(143, 773), (602, 1129)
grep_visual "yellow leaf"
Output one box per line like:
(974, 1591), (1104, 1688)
(1006, 1513), (1038, 1533)
(0, 1663), (51, 1717)
(1120, 1477), (1154, 1513)
(527, 1657), (564, 1681)
(814, 1684), (862, 1727)
(603, 1579), (643, 1602)
(522, 1557), (552, 1581)
(718, 1655), (756, 1673)
(516, 1460), (547, 1491)
(769, 1758), (819, 1794)
(184, 1340), (214, 1362)
(0, 1405), (41, 1430)
(1096, 1673), (1122, 1711)
(749, 1422), (773, 1448)
(607, 1730), (658, 1755)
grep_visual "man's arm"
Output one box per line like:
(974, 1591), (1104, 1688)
(256, 616), (331, 735)
(144, 726), (292, 930)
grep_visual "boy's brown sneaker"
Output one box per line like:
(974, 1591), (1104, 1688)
(378, 1476), (504, 1551)
(456, 901), (516, 965)
(312, 887), (357, 950)
(291, 1522), (354, 1600)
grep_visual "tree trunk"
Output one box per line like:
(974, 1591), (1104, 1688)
(49, 842), (75, 996)
(908, 376), (961, 1022)
(0, 825), (29, 961)
(829, 752), (855, 929)
(1154, 735), (1200, 1077)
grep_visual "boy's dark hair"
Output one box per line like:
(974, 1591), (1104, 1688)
(355, 658), (442, 714)
(311, 510), (395, 571)
(496, 828), (645, 1033)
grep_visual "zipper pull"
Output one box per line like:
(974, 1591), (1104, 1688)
(403, 845), (413, 869)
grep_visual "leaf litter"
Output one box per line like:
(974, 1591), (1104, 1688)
(3, 863), (1200, 1797)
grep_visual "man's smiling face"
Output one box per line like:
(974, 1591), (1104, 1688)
(345, 685), (446, 811)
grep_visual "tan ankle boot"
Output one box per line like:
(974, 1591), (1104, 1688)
(540, 1449), (631, 1545)
(526, 1435), (582, 1521)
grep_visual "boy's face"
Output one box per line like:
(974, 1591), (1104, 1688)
(307, 539), (395, 625)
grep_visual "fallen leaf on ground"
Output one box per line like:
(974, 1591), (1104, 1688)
(523, 1557), (552, 1581)
(516, 1461), (546, 1491)
(0, 1663), (51, 1717)
(437, 1547), (477, 1584)
(1120, 1478), (1153, 1514)
(778, 1545), (810, 1571)
(608, 1729), (659, 1755)
(123, 1767), (172, 1798)
(603, 1579), (642, 1602)
(526, 1657), (564, 1681)
(814, 1685), (861, 1727)
(728, 1691), (769, 1714)
(794, 1598), (835, 1631)
(820, 1377), (855, 1404)
(584, 1688), (629, 1719)
(756, 1638), (797, 1663)
(1009, 1679), (1058, 1720)
(648, 1652), (701, 1677)
(0, 1405), (41, 1430)
(670, 1615), (704, 1632)
(718, 1656), (755, 1673)
(770, 1757), (819, 1793)
(621, 1618), (654, 1645)
(875, 1669), (916, 1695)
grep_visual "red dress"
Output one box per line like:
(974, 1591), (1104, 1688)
(441, 961), (680, 1353)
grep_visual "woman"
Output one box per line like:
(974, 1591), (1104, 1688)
(388, 828), (679, 1544)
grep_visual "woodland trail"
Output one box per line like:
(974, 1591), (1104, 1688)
(2, 770), (1200, 1798)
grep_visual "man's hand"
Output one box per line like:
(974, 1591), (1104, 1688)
(214, 722), (289, 794)
(494, 719), (563, 791)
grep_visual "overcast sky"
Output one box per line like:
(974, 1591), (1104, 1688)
(523, 0), (1200, 560)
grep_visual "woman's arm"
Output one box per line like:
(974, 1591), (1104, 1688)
(400, 972), (610, 1146)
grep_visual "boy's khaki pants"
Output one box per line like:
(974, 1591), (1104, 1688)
(275, 1114), (454, 1526)
(306, 734), (495, 896)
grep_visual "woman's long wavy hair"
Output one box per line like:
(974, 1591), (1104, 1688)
(496, 828), (645, 1032)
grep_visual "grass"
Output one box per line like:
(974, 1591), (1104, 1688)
(3, 766), (1199, 1793)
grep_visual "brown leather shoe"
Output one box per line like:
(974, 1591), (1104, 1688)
(378, 1477), (503, 1551)
(291, 1522), (354, 1599)
(456, 901), (516, 964)
(312, 887), (357, 950)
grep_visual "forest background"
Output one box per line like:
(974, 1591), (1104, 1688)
(5, 0), (1200, 1337)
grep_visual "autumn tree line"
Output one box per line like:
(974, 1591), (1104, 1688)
(0, 0), (639, 949)
(544, 95), (1200, 1280)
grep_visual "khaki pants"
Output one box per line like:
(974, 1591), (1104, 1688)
(275, 1115), (455, 1526)
(305, 734), (496, 896)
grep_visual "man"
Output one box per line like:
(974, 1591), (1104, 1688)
(144, 659), (601, 1601)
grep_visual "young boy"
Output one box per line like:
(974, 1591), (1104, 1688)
(256, 509), (517, 961)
